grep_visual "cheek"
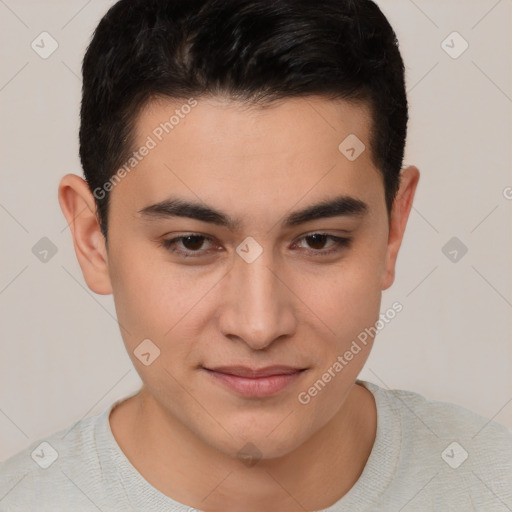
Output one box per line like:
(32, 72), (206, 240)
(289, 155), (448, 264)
(311, 250), (386, 338)
(108, 246), (180, 342)
(298, 248), (386, 409)
(108, 247), (219, 364)
(312, 279), (380, 381)
(108, 258), (201, 396)
(295, 256), (385, 414)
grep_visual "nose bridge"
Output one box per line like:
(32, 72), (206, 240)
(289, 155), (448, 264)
(240, 250), (277, 305)
(220, 245), (293, 349)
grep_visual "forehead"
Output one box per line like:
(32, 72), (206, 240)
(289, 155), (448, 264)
(136, 94), (373, 158)
(110, 95), (383, 226)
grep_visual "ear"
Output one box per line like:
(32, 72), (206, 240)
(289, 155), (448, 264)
(381, 165), (420, 291)
(58, 174), (113, 295)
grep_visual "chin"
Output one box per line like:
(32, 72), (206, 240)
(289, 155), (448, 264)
(219, 421), (307, 460)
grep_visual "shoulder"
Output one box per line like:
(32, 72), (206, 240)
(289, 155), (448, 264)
(361, 378), (512, 441)
(358, 379), (512, 506)
(384, 383), (512, 444)
(0, 404), (123, 511)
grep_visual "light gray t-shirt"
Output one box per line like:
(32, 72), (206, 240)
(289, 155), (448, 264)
(1, 379), (511, 511)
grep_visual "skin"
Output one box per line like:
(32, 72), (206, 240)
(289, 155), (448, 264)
(58, 95), (419, 512)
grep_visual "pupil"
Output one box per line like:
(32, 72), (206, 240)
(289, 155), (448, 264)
(307, 234), (327, 250)
(184, 235), (204, 251)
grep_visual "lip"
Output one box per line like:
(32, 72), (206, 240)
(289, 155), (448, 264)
(206, 365), (304, 378)
(203, 366), (307, 398)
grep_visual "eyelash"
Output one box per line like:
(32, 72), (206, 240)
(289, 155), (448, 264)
(160, 232), (352, 258)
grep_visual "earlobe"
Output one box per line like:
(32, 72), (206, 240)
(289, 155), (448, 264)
(58, 174), (113, 295)
(381, 165), (420, 291)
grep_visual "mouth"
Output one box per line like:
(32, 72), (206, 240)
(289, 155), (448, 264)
(202, 365), (308, 398)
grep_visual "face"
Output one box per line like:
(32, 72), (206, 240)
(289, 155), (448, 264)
(66, 95), (414, 461)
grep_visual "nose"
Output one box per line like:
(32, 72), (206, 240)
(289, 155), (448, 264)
(218, 247), (296, 351)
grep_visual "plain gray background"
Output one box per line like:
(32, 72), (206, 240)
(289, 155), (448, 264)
(1, 0), (511, 461)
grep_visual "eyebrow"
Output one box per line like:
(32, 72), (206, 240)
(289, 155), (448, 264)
(137, 194), (368, 231)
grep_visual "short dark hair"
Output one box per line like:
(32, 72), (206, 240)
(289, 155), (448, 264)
(79, 0), (408, 240)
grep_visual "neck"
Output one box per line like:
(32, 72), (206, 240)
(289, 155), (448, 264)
(109, 382), (376, 512)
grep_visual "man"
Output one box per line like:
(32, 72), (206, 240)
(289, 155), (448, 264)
(1, 0), (511, 510)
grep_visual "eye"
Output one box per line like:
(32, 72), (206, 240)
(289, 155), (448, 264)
(160, 232), (351, 258)
(292, 233), (352, 256)
(160, 234), (216, 258)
